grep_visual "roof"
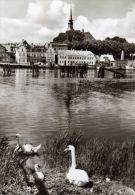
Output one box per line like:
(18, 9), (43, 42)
(50, 42), (68, 46)
(58, 50), (95, 56)
(0, 44), (6, 50)
(84, 32), (96, 42)
(100, 54), (115, 62)
(18, 40), (46, 52)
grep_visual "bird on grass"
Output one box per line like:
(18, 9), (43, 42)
(15, 133), (41, 155)
(33, 164), (49, 195)
(33, 164), (45, 182)
(64, 145), (93, 187)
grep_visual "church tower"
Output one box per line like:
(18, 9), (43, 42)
(68, 7), (74, 30)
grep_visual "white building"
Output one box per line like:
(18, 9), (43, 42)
(46, 45), (56, 64)
(100, 54), (115, 64)
(100, 54), (115, 66)
(45, 42), (68, 65)
(57, 50), (97, 67)
(15, 42), (28, 64)
(15, 40), (46, 65)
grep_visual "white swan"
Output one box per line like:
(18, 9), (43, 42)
(15, 134), (41, 155)
(33, 164), (45, 182)
(64, 145), (89, 187)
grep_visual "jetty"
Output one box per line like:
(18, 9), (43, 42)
(98, 64), (126, 78)
(59, 65), (87, 77)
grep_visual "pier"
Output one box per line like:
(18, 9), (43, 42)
(2, 64), (12, 76)
(60, 65), (87, 78)
(0, 63), (46, 77)
(98, 64), (126, 78)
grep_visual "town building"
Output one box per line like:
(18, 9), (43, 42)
(45, 42), (68, 65)
(50, 42), (68, 51)
(46, 45), (56, 64)
(100, 54), (115, 66)
(58, 50), (97, 67)
(3, 43), (18, 63)
(15, 40), (46, 65)
(0, 44), (10, 63)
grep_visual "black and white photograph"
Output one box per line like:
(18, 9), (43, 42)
(0, 0), (135, 194)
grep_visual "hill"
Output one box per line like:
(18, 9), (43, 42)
(53, 29), (96, 44)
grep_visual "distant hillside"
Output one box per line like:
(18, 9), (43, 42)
(53, 29), (96, 45)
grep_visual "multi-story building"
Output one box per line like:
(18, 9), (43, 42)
(15, 40), (28, 64)
(15, 40), (46, 65)
(58, 50), (97, 67)
(45, 42), (68, 64)
(0, 44), (10, 63)
(46, 45), (56, 64)
(28, 44), (46, 64)
(50, 42), (68, 51)
(3, 43), (18, 63)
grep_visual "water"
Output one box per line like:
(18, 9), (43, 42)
(0, 68), (135, 144)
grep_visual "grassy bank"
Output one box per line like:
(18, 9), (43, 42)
(43, 131), (135, 189)
(0, 137), (28, 195)
(0, 132), (135, 194)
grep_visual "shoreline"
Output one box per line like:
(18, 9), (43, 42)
(0, 134), (135, 194)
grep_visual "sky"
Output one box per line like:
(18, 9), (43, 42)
(0, 0), (135, 43)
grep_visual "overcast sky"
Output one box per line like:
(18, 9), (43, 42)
(0, 0), (135, 43)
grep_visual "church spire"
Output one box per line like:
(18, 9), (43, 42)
(68, 6), (74, 30)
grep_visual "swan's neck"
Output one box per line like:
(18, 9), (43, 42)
(17, 136), (20, 145)
(17, 136), (23, 150)
(70, 148), (76, 169)
(35, 166), (38, 172)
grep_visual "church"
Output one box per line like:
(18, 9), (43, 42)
(53, 7), (96, 44)
(45, 6), (97, 67)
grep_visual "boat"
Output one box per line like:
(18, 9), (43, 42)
(125, 64), (135, 70)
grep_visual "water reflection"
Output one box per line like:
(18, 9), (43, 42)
(0, 68), (135, 144)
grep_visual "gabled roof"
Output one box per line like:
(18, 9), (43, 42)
(19, 39), (31, 49)
(100, 54), (115, 62)
(84, 32), (96, 42)
(0, 44), (6, 50)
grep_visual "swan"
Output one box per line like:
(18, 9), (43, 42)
(15, 134), (41, 155)
(64, 145), (90, 187)
(33, 164), (45, 182)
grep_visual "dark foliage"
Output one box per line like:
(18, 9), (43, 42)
(53, 31), (135, 60)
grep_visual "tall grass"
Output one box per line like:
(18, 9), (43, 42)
(43, 130), (135, 189)
(0, 132), (135, 194)
(0, 137), (28, 195)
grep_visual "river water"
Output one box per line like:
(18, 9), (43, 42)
(0, 68), (135, 144)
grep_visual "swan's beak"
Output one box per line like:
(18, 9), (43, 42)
(64, 147), (69, 152)
(10, 135), (18, 138)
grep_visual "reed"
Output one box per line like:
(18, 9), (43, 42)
(0, 137), (29, 195)
(43, 130), (135, 189)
